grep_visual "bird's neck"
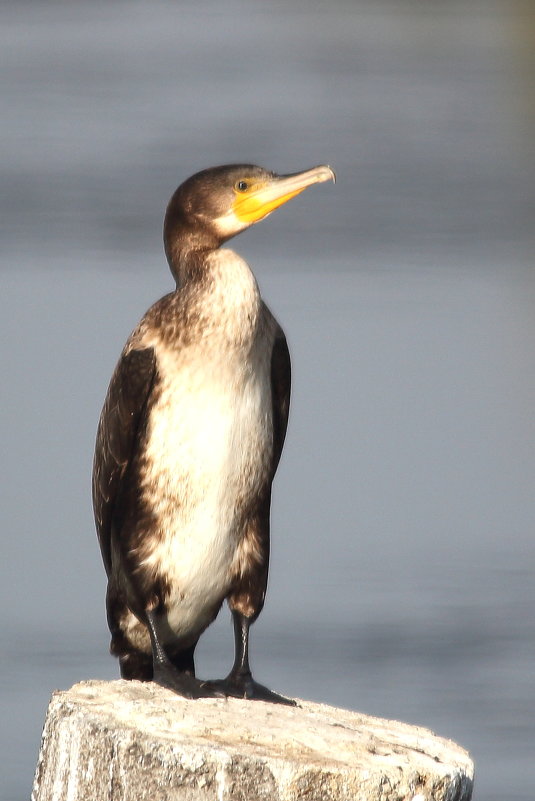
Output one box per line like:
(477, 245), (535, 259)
(160, 243), (261, 350)
(162, 212), (261, 347)
(164, 207), (223, 286)
(164, 237), (215, 288)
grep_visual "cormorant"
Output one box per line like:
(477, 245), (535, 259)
(92, 163), (335, 703)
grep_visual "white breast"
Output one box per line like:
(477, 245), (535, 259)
(138, 251), (275, 640)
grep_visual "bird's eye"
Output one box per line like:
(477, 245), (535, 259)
(235, 180), (249, 192)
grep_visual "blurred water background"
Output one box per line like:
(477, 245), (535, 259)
(1, 1), (534, 798)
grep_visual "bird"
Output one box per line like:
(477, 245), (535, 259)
(92, 163), (335, 703)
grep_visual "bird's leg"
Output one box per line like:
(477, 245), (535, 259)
(205, 610), (296, 705)
(144, 609), (223, 699)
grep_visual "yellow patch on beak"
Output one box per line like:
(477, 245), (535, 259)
(233, 186), (306, 223)
(232, 165), (335, 225)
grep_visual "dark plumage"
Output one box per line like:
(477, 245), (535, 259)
(92, 164), (334, 701)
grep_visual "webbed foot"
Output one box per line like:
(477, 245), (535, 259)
(203, 673), (296, 706)
(153, 662), (226, 699)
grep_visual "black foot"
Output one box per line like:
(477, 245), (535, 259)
(203, 674), (296, 706)
(153, 663), (226, 700)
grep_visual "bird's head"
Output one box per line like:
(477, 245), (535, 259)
(163, 163), (335, 273)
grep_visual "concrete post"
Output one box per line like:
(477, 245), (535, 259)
(32, 680), (474, 801)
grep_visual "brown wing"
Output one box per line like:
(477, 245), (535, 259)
(270, 326), (291, 476)
(92, 347), (156, 576)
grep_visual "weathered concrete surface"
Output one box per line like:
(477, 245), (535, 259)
(32, 680), (474, 801)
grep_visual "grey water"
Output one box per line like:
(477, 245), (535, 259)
(1, 1), (534, 799)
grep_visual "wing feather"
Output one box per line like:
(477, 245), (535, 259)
(92, 347), (156, 575)
(270, 327), (291, 476)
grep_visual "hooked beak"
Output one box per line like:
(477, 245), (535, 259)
(233, 165), (336, 224)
